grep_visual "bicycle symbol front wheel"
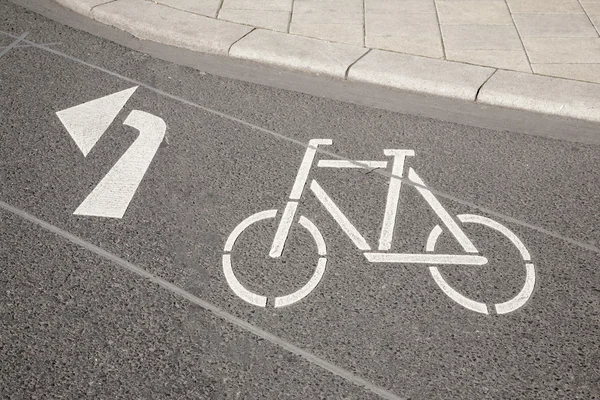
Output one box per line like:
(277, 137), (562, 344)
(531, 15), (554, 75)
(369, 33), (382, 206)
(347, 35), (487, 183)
(426, 214), (535, 315)
(223, 209), (327, 308)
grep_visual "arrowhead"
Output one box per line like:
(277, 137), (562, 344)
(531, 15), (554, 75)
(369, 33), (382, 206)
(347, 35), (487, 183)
(56, 86), (138, 156)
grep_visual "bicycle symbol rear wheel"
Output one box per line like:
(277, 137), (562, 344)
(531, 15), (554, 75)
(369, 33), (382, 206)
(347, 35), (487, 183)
(426, 214), (535, 315)
(223, 209), (327, 308)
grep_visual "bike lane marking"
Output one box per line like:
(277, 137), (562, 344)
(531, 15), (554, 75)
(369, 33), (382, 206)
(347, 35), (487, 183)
(0, 33), (595, 330)
(1, 32), (600, 400)
(73, 110), (166, 218)
(56, 86), (138, 157)
(2, 30), (595, 255)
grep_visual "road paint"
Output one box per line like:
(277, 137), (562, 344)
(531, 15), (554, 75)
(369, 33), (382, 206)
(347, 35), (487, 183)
(379, 150), (414, 251)
(298, 215), (327, 256)
(426, 214), (535, 314)
(426, 224), (489, 314)
(0, 200), (404, 400)
(274, 257), (327, 308)
(269, 201), (298, 258)
(224, 209), (277, 252)
(408, 168), (479, 253)
(56, 86), (138, 156)
(459, 213), (531, 262)
(74, 110), (166, 218)
(364, 253), (487, 265)
(310, 180), (371, 251)
(270, 139), (331, 257)
(495, 263), (535, 314)
(289, 139), (331, 200)
(6, 31), (593, 255)
(317, 160), (388, 169)
(226, 139), (535, 312)
(223, 254), (268, 307)
(224, 210), (327, 308)
(1, 27), (542, 313)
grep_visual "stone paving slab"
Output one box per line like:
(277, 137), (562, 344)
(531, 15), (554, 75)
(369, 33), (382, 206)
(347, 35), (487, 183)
(51, 0), (600, 123)
(89, 0), (252, 56)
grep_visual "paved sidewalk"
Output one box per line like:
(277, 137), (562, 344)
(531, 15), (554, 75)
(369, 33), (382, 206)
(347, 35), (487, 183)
(57, 0), (600, 122)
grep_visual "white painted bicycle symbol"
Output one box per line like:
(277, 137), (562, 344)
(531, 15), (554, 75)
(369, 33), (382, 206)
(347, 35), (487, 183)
(223, 139), (535, 315)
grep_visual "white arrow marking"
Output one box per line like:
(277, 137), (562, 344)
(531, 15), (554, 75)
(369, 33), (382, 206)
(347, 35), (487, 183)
(56, 86), (138, 156)
(74, 110), (166, 219)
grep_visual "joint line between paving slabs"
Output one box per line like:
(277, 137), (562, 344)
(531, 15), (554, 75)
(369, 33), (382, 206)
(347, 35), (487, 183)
(228, 28), (256, 55)
(503, 0), (534, 73)
(0, 31), (597, 256)
(0, 200), (406, 400)
(0, 31), (28, 59)
(90, 0), (117, 12)
(577, 0), (600, 37)
(345, 48), (371, 78)
(288, 0), (296, 33)
(362, 0), (366, 47)
(432, 0), (447, 59)
(216, 0), (225, 19)
(474, 68), (497, 101)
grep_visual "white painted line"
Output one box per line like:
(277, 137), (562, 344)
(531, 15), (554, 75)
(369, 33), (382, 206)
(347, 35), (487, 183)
(0, 201), (404, 400)
(299, 215), (327, 256)
(454, 215), (535, 314)
(430, 266), (489, 314)
(271, 139), (331, 257)
(495, 263), (535, 315)
(224, 211), (327, 307)
(378, 150), (414, 251)
(408, 168), (478, 253)
(6, 31), (595, 255)
(224, 209), (277, 252)
(56, 86), (138, 156)
(426, 215), (535, 314)
(459, 214), (531, 261)
(269, 201), (298, 258)
(310, 180), (371, 251)
(73, 110), (165, 218)
(364, 252), (488, 265)
(426, 224), (489, 314)
(222, 254), (268, 307)
(317, 160), (388, 169)
(289, 139), (332, 200)
(274, 257), (327, 308)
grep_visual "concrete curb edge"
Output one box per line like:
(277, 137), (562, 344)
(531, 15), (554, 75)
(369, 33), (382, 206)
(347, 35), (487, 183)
(56, 0), (600, 123)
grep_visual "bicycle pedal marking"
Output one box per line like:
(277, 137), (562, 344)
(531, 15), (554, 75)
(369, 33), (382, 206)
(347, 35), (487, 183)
(223, 139), (536, 314)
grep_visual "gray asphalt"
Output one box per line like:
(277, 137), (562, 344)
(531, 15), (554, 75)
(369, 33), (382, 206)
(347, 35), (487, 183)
(1, 2), (599, 399)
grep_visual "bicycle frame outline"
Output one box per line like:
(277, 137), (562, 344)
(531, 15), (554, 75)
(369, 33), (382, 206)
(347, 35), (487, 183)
(270, 139), (485, 265)
(223, 139), (535, 314)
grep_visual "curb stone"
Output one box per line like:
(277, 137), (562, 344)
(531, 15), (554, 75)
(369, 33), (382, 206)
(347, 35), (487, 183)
(229, 29), (369, 79)
(55, 0), (600, 124)
(478, 70), (600, 123)
(61, 0), (253, 56)
(347, 50), (495, 102)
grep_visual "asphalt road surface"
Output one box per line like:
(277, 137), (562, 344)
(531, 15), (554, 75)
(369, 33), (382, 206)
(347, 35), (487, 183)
(1, 2), (599, 399)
